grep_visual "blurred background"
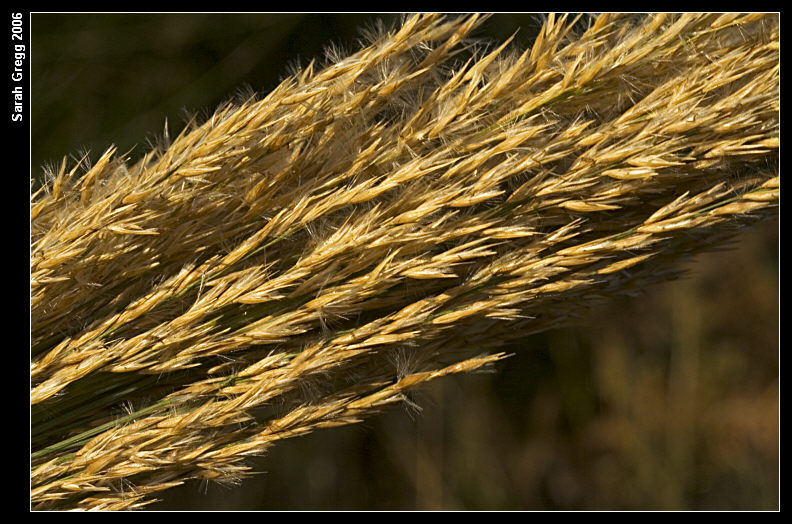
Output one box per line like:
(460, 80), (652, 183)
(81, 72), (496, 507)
(31, 13), (778, 510)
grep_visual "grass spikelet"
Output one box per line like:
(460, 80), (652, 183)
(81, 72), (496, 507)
(31, 13), (778, 510)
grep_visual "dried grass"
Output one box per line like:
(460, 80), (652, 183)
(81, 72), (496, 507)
(30, 13), (778, 510)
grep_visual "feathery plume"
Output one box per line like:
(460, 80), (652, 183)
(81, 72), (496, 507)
(31, 13), (778, 510)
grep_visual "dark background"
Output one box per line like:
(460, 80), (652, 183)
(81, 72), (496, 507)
(30, 13), (778, 510)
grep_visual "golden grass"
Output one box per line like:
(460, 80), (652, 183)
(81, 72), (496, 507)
(31, 13), (778, 510)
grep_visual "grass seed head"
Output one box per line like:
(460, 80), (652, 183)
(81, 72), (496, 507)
(31, 13), (778, 510)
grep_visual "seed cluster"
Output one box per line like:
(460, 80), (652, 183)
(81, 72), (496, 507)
(31, 13), (778, 510)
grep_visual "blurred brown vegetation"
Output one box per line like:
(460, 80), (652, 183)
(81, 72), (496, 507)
(31, 13), (778, 510)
